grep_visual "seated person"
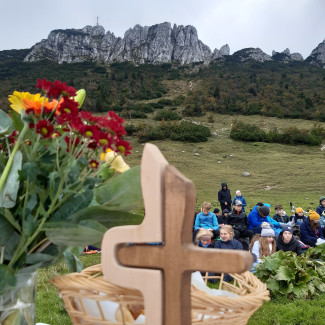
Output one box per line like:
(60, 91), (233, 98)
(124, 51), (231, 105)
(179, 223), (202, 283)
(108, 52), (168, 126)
(272, 204), (290, 223)
(249, 223), (276, 272)
(217, 208), (229, 227)
(248, 204), (282, 235)
(228, 200), (253, 250)
(300, 210), (325, 247)
(214, 225), (243, 282)
(194, 201), (220, 239)
(292, 207), (307, 226)
(195, 229), (214, 248)
(213, 208), (220, 219)
(276, 225), (302, 255)
(214, 225), (243, 250)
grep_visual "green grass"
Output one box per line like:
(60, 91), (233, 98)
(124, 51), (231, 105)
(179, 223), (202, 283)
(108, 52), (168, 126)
(36, 254), (101, 324)
(36, 112), (325, 324)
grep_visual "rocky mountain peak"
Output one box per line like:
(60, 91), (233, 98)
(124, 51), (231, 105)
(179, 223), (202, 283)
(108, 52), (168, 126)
(306, 39), (325, 68)
(271, 48), (303, 63)
(232, 48), (272, 62)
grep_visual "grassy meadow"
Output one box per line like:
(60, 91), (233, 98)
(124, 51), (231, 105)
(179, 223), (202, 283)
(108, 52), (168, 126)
(36, 112), (325, 325)
(125, 112), (325, 213)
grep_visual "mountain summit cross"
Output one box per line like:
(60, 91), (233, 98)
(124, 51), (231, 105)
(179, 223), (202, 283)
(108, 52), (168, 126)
(102, 143), (254, 325)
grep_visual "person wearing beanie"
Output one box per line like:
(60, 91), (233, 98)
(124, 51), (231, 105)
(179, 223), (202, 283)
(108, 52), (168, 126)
(247, 203), (282, 235)
(250, 223), (276, 268)
(316, 197), (325, 234)
(300, 210), (325, 247)
(292, 207), (307, 226)
(218, 182), (232, 212)
(217, 208), (229, 227)
(276, 225), (302, 255)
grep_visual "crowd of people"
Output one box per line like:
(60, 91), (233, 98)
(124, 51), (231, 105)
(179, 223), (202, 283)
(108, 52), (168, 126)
(193, 183), (325, 275)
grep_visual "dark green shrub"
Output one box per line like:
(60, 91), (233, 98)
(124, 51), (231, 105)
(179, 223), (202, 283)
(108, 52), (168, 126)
(153, 110), (182, 121)
(157, 98), (173, 106)
(230, 122), (267, 142)
(169, 121), (211, 142)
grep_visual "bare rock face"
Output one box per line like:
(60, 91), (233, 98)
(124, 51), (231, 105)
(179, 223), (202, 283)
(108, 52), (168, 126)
(24, 23), (212, 65)
(211, 44), (230, 60)
(306, 39), (325, 68)
(232, 48), (272, 62)
(271, 48), (303, 62)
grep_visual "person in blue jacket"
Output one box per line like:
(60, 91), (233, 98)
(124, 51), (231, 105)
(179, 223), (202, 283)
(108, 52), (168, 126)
(232, 190), (247, 212)
(194, 201), (220, 239)
(247, 204), (283, 235)
(300, 210), (325, 247)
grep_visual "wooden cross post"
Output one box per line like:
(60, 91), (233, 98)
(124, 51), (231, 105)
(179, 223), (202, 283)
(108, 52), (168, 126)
(102, 143), (254, 325)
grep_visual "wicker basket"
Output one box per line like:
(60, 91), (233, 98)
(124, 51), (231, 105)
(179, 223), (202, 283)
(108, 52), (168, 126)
(51, 264), (269, 325)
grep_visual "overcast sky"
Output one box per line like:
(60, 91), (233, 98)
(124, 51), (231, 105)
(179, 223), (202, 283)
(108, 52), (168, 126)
(1, 0), (324, 59)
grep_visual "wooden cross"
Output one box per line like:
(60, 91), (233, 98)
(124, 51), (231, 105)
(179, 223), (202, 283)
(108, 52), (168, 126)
(101, 143), (254, 325)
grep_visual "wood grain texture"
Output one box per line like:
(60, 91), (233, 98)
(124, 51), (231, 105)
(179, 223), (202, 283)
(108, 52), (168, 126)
(102, 143), (254, 325)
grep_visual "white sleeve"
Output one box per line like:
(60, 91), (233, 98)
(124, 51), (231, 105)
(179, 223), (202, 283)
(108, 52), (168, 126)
(251, 241), (261, 262)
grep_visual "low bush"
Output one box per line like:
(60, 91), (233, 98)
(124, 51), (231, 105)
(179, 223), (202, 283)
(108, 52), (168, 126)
(230, 121), (324, 146)
(153, 110), (182, 121)
(135, 121), (211, 143)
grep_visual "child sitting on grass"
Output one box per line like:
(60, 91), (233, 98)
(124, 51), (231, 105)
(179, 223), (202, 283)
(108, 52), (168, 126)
(194, 201), (220, 239)
(249, 223), (276, 272)
(195, 229), (214, 248)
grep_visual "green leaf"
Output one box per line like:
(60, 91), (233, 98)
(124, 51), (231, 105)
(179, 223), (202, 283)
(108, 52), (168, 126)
(3, 208), (21, 232)
(64, 247), (84, 272)
(25, 253), (56, 265)
(21, 161), (40, 182)
(279, 281), (294, 295)
(263, 257), (282, 272)
(67, 205), (143, 228)
(275, 265), (295, 281)
(94, 165), (142, 210)
(22, 214), (36, 237)
(0, 110), (13, 136)
(4, 232), (21, 260)
(292, 282), (308, 299)
(51, 188), (94, 222)
(266, 277), (279, 292)
(0, 264), (16, 294)
(9, 110), (24, 133)
(0, 213), (15, 245)
(0, 150), (22, 208)
(44, 221), (107, 247)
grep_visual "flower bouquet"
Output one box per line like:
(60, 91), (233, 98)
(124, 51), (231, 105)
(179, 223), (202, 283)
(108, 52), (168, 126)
(0, 79), (143, 324)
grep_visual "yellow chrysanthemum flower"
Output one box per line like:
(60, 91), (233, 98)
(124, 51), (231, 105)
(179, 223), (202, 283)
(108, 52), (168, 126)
(8, 91), (44, 114)
(100, 149), (130, 173)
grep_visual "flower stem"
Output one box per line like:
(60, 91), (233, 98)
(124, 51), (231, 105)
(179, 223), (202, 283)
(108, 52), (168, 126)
(0, 123), (29, 195)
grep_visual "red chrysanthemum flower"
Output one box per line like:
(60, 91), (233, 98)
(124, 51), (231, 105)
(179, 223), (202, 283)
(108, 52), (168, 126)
(35, 78), (52, 96)
(35, 119), (54, 138)
(57, 98), (79, 116)
(49, 81), (76, 98)
(89, 160), (99, 169)
(87, 141), (98, 150)
(115, 139), (132, 156)
(94, 131), (112, 150)
(80, 124), (100, 139)
(80, 111), (100, 124)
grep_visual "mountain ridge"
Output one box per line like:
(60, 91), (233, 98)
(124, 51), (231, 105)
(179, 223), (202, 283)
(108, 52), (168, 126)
(20, 22), (325, 68)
